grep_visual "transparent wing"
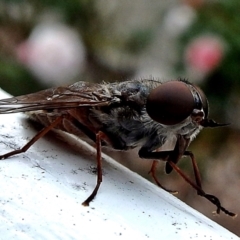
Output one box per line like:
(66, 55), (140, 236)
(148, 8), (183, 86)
(0, 81), (113, 113)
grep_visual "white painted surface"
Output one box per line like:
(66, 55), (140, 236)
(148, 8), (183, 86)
(0, 88), (238, 240)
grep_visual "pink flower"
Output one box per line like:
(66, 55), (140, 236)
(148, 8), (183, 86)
(185, 35), (225, 74)
(17, 23), (86, 86)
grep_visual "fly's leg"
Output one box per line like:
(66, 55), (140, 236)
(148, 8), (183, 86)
(181, 151), (236, 217)
(167, 159), (236, 217)
(0, 116), (62, 160)
(0, 116), (104, 207)
(149, 160), (178, 194)
(139, 145), (236, 217)
(82, 131), (104, 206)
(184, 151), (202, 189)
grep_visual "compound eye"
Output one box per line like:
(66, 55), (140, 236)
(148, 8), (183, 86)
(193, 85), (209, 118)
(146, 81), (195, 125)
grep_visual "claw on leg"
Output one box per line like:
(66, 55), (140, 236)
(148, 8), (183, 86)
(167, 160), (237, 217)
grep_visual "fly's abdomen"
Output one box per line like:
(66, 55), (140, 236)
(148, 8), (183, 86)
(28, 110), (67, 129)
(29, 108), (98, 143)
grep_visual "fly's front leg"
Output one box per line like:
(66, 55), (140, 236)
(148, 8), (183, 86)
(0, 116), (63, 160)
(138, 136), (236, 217)
(184, 151), (202, 190)
(177, 150), (226, 215)
(181, 150), (236, 217)
(167, 160), (236, 217)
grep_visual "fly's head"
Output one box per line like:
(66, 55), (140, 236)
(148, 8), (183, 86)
(146, 79), (227, 134)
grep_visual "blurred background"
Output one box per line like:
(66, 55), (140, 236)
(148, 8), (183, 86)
(1, 0), (240, 236)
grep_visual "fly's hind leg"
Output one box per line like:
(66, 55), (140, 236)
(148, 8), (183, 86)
(0, 116), (63, 160)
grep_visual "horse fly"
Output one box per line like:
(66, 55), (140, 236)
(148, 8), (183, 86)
(0, 79), (236, 216)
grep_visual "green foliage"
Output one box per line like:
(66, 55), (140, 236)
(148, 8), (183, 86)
(177, 0), (240, 120)
(0, 58), (44, 95)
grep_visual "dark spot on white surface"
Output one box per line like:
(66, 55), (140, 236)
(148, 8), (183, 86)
(71, 169), (78, 174)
